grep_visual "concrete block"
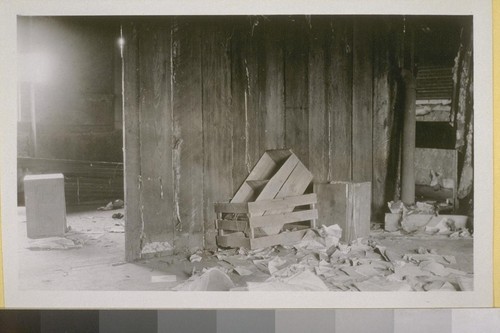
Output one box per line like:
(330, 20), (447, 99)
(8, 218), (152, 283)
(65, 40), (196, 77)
(24, 173), (66, 238)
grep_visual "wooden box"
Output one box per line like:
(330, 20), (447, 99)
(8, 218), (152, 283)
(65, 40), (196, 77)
(314, 182), (371, 243)
(24, 173), (67, 238)
(215, 149), (315, 249)
(215, 194), (317, 249)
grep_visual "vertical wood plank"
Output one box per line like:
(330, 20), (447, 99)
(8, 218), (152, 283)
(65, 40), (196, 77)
(202, 21), (233, 249)
(285, 18), (309, 165)
(259, 20), (285, 151)
(123, 22), (142, 261)
(327, 18), (353, 181)
(171, 19), (204, 251)
(231, 19), (261, 194)
(352, 18), (374, 182)
(308, 18), (329, 182)
(138, 22), (175, 249)
(372, 21), (398, 222)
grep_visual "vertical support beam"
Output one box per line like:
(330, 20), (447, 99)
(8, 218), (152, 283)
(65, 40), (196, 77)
(285, 18), (309, 165)
(328, 18), (353, 181)
(122, 22), (142, 261)
(171, 19), (204, 251)
(372, 21), (398, 221)
(401, 69), (416, 205)
(202, 21), (233, 249)
(352, 18), (374, 183)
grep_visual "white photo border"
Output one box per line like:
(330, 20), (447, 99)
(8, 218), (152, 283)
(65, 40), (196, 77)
(0, 0), (493, 308)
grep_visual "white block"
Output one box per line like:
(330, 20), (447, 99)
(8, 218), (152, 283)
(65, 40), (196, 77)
(24, 173), (66, 238)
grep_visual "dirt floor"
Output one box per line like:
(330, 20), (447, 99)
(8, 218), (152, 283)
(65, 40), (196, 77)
(17, 206), (473, 292)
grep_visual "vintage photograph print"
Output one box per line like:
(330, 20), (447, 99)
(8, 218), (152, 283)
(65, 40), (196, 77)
(0, 0), (493, 309)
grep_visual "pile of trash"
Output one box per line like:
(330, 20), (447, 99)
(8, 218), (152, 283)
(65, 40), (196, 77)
(386, 200), (473, 238)
(171, 224), (472, 292)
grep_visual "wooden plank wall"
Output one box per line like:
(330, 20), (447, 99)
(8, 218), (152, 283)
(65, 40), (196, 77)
(137, 22), (175, 248)
(123, 16), (401, 259)
(171, 19), (204, 251)
(201, 21), (234, 249)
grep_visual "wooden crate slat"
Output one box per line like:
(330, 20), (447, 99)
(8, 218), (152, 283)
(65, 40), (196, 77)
(248, 193), (317, 215)
(249, 209), (317, 229)
(246, 179), (270, 189)
(231, 152), (279, 203)
(254, 153), (299, 201)
(216, 219), (248, 232)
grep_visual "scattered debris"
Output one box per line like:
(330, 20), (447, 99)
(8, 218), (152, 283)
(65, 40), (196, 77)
(97, 199), (124, 211)
(106, 227), (124, 233)
(247, 269), (329, 291)
(141, 241), (173, 255)
(168, 223), (471, 292)
(425, 218), (456, 235)
(27, 237), (82, 251)
(111, 261), (127, 267)
(173, 268), (235, 291)
(189, 253), (203, 262)
(112, 213), (124, 219)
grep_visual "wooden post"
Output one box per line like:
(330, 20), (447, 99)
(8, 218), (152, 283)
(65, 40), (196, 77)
(122, 22), (142, 262)
(401, 69), (416, 205)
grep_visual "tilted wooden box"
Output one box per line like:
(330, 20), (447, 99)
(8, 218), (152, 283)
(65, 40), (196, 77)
(214, 149), (316, 249)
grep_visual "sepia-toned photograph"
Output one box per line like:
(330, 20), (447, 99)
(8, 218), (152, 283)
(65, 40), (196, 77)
(0, 0), (493, 308)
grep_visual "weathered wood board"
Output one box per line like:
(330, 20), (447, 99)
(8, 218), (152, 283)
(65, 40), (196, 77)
(122, 22), (142, 261)
(202, 21), (233, 249)
(352, 19), (373, 183)
(308, 18), (330, 183)
(171, 19), (204, 251)
(137, 22), (175, 249)
(328, 19), (353, 181)
(285, 19), (309, 166)
(314, 182), (371, 243)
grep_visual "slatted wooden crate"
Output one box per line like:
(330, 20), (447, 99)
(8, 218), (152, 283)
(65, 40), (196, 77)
(215, 193), (317, 249)
(214, 149), (316, 249)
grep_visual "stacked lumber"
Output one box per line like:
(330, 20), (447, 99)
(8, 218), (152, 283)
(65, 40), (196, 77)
(214, 149), (317, 249)
(18, 157), (123, 205)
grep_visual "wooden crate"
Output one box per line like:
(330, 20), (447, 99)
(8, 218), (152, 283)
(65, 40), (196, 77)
(314, 182), (371, 243)
(215, 149), (315, 249)
(215, 193), (318, 249)
(230, 149), (313, 235)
